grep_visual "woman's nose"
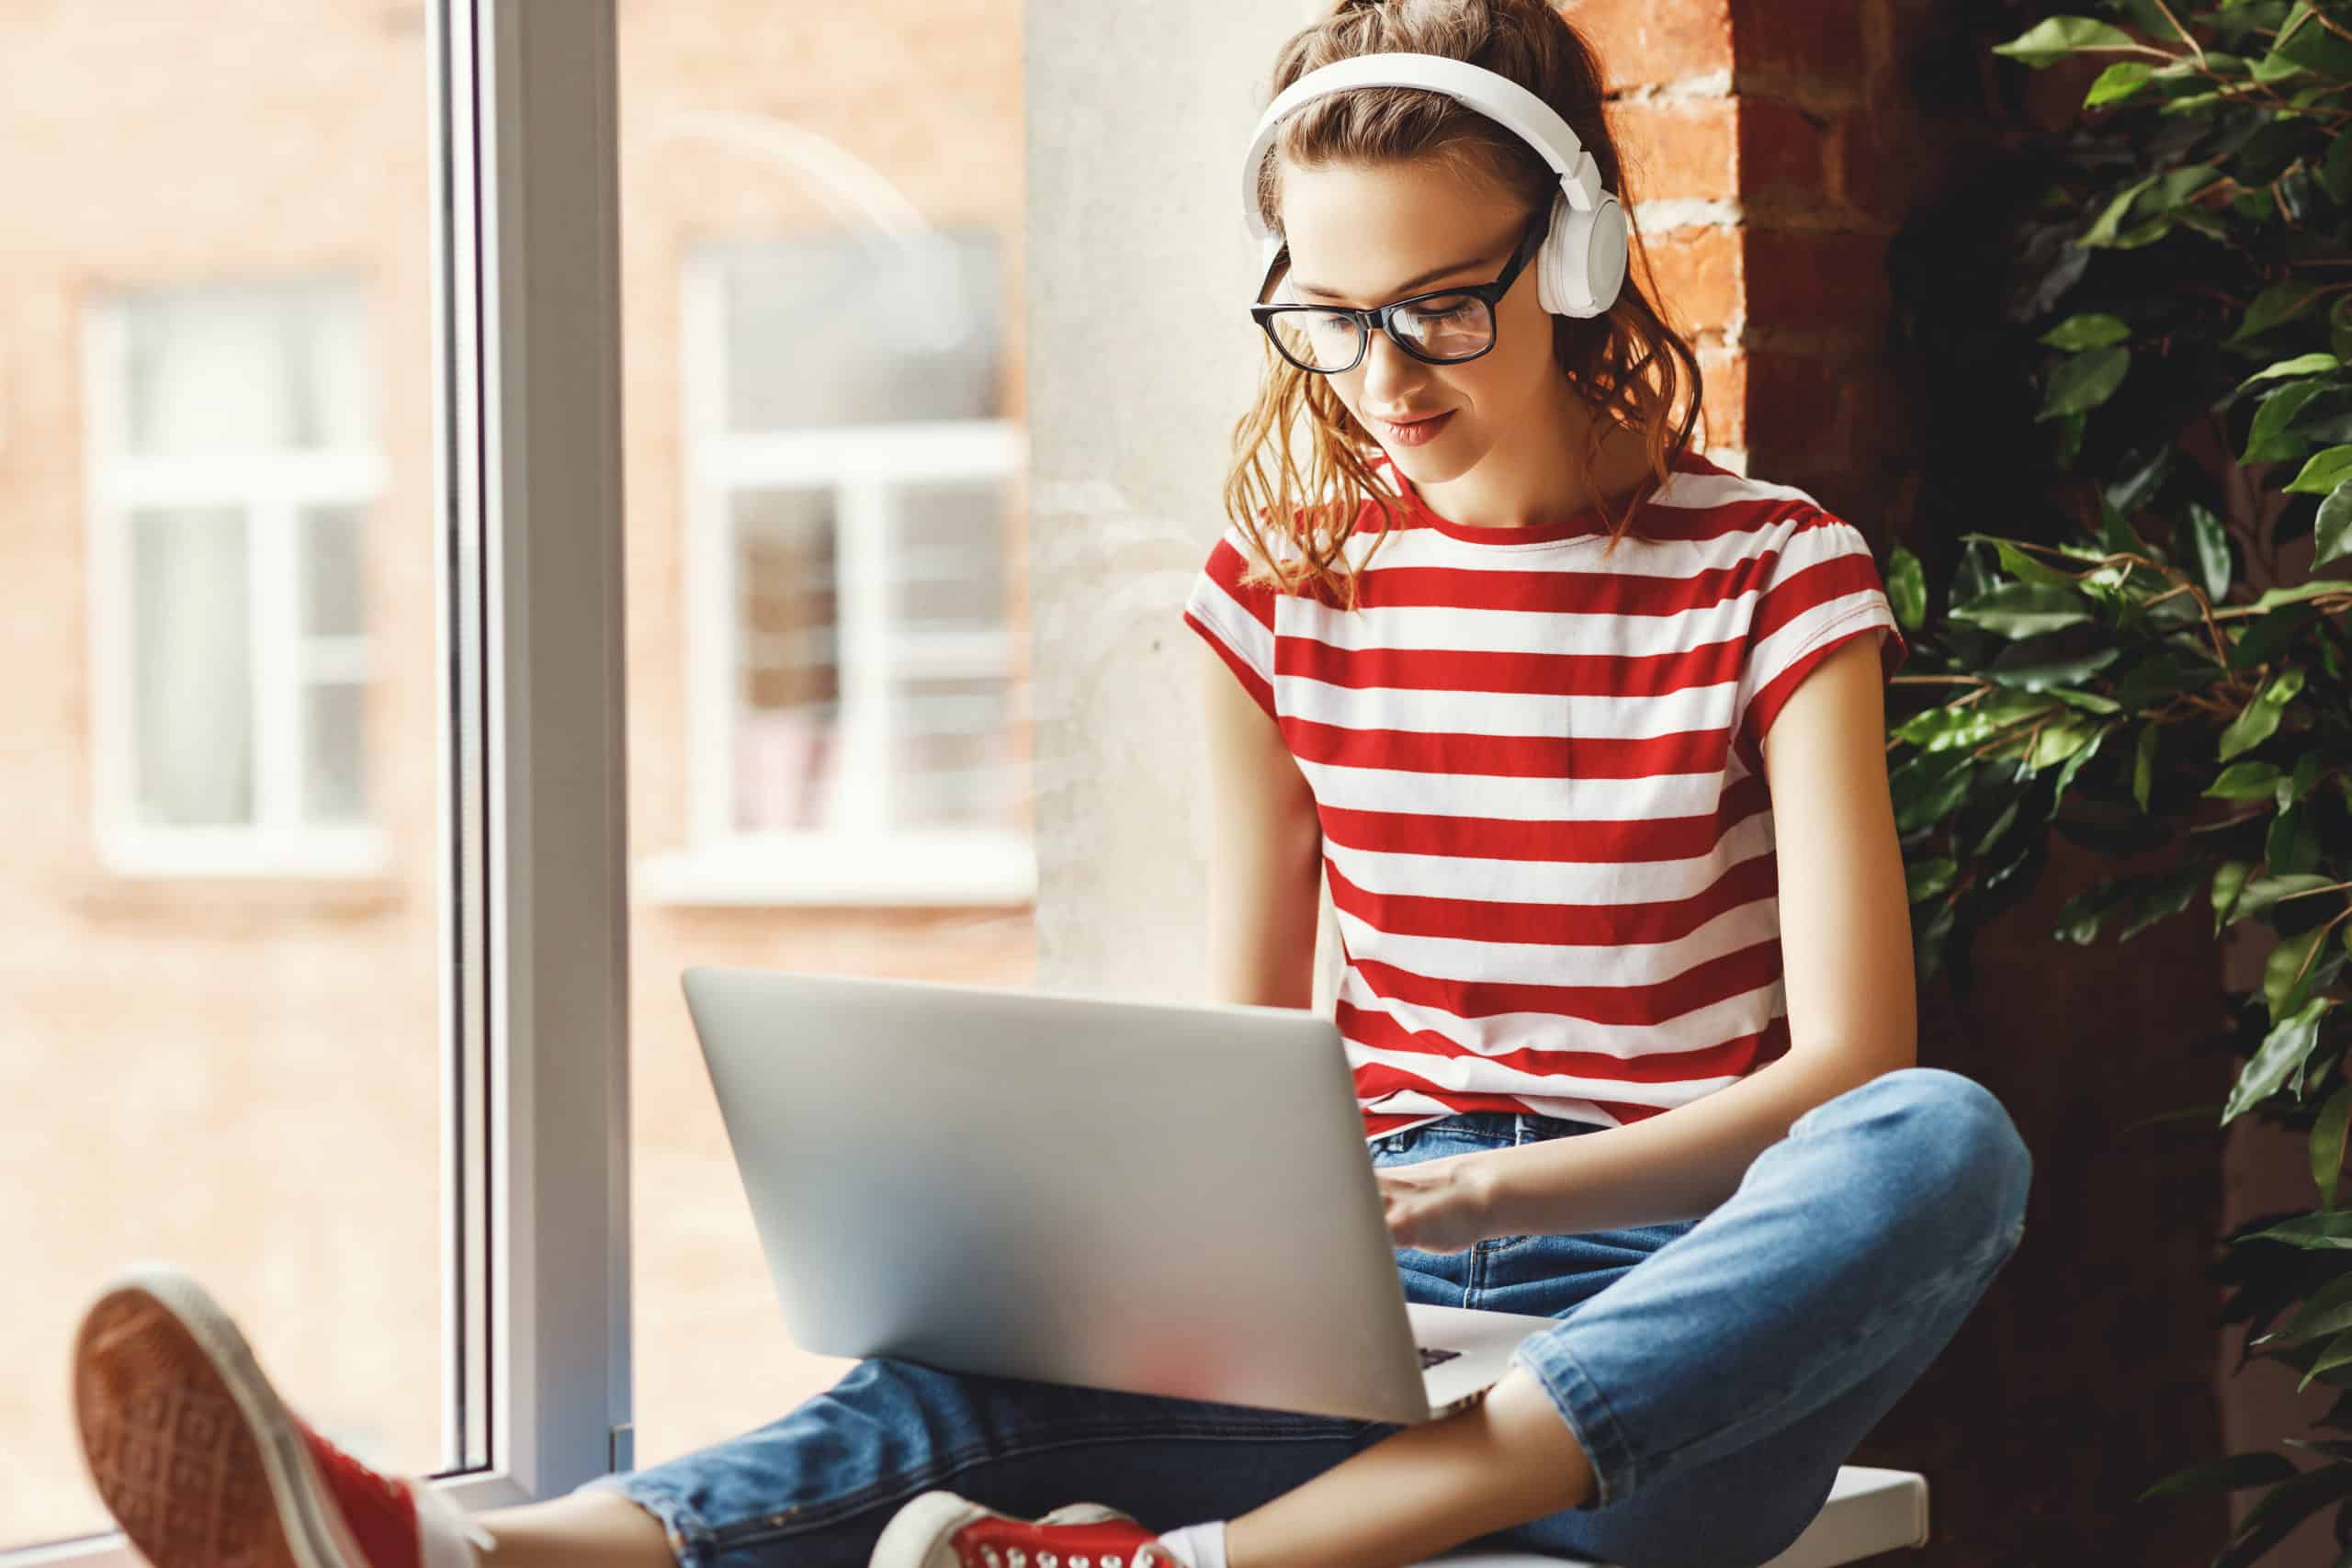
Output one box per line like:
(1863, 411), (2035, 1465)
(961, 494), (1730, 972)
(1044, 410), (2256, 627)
(1357, 327), (1430, 410)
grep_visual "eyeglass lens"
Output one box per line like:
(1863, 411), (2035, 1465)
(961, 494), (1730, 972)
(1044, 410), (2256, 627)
(1271, 293), (1493, 372)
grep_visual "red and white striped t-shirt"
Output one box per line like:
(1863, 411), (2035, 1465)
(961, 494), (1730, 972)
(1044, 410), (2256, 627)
(1182, 446), (1908, 1143)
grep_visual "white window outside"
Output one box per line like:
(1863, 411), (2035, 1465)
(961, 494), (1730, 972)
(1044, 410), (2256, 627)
(641, 230), (1034, 906)
(84, 278), (388, 878)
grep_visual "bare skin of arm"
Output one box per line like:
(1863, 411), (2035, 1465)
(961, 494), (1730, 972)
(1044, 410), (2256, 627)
(1197, 640), (1325, 1010)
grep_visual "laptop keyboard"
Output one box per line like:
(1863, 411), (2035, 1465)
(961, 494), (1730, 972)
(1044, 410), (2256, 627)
(1418, 1346), (1462, 1369)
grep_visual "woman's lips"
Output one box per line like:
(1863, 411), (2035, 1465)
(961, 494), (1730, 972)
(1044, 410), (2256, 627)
(1379, 410), (1453, 446)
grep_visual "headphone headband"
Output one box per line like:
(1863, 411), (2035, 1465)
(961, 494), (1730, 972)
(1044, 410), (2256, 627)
(1238, 52), (1606, 242)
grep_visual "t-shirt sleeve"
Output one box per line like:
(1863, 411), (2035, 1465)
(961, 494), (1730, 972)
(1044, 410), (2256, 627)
(1733, 510), (1909, 770)
(1181, 525), (1283, 720)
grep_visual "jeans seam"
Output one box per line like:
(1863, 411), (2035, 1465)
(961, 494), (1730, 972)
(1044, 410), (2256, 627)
(1508, 1332), (1637, 1509)
(578, 1479), (719, 1568)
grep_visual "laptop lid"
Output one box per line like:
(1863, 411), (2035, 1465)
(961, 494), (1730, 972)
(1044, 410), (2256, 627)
(679, 964), (1435, 1424)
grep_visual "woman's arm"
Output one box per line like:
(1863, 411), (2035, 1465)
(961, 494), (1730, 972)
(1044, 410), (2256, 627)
(1467, 635), (1919, 1235)
(1196, 641), (1326, 1010)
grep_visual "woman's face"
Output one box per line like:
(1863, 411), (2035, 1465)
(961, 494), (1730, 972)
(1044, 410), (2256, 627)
(1272, 158), (1563, 489)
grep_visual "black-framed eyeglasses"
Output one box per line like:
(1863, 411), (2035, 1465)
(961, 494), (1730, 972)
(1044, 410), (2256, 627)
(1249, 209), (1547, 375)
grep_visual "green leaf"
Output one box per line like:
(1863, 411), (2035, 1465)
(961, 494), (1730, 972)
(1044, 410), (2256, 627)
(2301, 1331), (2352, 1393)
(2324, 127), (2352, 204)
(2135, 1450), (2298, 1503)
(2185, 501), (2234, 602)
(1890, 750), (1976, 833)
(2039, 346), (2132, 420)
(2234, 354), (2343, 397)
(1906, 857), (1958, 903)
(1886, 544), (1926, 630)
(2267, 932), (2334, 1022)
(1988, 647), (2120, 692)
(2314, 1083), (2352, 1208)
(2207, 760), (2283, 800)
(1951, 581), (2097, 637)
(2223, 998), (2334, 1123)
(2218, 667), (2306, 761)
(2250, 578), (2352, 610)
(2244, 380), (2334, 465)
(1985, 536), (2080, 588)
(2133, 723), (2157, 810)
(2027, 716), (2098, 772)
(2269, 805), (2322, 877)
(2119, 860), (2209, 941)
(2234, 280), (2324, 342)
(2041, 311), (2133, 350)
(2214, 858), (2256, 931)
(2088, 175), (2154, 247)
(2056, 879), (2134, 943)
(2046, 686), (2123, 715)
(2246, 1202), (2352, 1248)
(2232, 874), (2341, 925)
(2285, 752), (2321, 810)
(2277, 0), (2352, 73)
(2316, 478), (2352, 568)
(2286, 446), (2352, 497)
(1994, 16), (2143, 66)
(2278, 1268), (2352, 1345)
(2085, 60), (2158, 105)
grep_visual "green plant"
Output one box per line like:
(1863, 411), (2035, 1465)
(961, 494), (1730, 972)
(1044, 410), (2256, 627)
(1883, 3), (2352, 1562)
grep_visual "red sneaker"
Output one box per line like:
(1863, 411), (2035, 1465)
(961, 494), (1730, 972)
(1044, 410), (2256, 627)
(72, 1264), (495, 1568)
(869, 1492), (1185, 1568)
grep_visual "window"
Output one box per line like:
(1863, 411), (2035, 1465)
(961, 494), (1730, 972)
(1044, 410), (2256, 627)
(85, 279), (387, 877)
(640, 231), (1032, 906)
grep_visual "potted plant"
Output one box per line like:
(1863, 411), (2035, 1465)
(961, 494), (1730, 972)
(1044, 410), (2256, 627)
(1883, 3), (2351, 1561)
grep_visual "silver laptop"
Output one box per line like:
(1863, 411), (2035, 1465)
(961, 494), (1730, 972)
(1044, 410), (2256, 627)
(679, 965), (1558, 1425)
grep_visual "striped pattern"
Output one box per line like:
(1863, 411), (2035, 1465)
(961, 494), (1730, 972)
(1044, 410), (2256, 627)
(1183, 448), (1906, 1141)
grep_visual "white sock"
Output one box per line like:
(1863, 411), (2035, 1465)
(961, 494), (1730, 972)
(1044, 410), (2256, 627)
(1151, 1521), (1228, 1568)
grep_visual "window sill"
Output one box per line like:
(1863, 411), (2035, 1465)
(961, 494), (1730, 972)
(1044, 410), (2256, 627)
(637, 832), (1035, 908)
(94, 824), (393, 882)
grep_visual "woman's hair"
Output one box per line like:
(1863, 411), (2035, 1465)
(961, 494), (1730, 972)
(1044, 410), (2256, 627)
(1221, 0), (1705, 604)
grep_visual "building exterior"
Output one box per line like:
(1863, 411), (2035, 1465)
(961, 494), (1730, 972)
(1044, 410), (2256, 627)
(0, 0), (1028, 1543)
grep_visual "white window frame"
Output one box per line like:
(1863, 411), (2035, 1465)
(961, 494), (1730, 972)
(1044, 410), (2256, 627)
(637, 253), (1033, 908)
(82, 298), (392, 880)
(6, 4), (629, 1561)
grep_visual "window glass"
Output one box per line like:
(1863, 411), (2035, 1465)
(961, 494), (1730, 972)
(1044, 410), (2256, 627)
(0, 6), (440, 1548)
(620, 0), (1031, 1470)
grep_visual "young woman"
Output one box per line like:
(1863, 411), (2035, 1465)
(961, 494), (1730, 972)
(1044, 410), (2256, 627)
(66, 6), (2030, 1568)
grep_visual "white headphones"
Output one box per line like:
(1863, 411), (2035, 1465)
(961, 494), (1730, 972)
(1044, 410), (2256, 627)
(1239, 52), (1628, 320)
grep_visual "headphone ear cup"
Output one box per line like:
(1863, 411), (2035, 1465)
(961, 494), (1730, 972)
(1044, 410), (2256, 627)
(1535, 189), (1629, 319)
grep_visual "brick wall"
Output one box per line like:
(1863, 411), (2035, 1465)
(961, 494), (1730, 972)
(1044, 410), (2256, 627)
(1571, 0), (2238, 1561)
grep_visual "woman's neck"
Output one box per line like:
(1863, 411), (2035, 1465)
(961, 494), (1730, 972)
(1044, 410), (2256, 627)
(1400, 385), (1651, 532)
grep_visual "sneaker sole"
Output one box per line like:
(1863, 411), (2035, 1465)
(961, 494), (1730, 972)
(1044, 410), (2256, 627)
(866, 1492), (1141, 1568)
(73, 1264), (370, 1568)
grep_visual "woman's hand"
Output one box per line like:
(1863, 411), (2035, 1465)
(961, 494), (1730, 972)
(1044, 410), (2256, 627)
(1374, 1153), (1498, 1253)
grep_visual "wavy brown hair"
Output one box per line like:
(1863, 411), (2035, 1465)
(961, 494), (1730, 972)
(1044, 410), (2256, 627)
(1223, 0), (1706, 605)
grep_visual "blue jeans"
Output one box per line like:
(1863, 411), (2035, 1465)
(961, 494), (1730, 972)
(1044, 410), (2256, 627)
(579, 1067), (2029, 1568)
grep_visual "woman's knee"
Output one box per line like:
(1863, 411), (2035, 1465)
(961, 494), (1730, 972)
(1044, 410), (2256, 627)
(1804, 1067), (2031, 1255)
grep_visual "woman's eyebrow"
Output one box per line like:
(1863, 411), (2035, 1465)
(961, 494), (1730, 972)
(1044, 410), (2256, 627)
(1292, 252), (1489, 301)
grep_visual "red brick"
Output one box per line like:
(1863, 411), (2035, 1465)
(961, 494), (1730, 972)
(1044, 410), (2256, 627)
(1638, 224), (1742, 333)
(1744, 347), (1850, 464)
(1558, 0), (1735, 87)
(1742, 229), (1892, 340)
(1607, 97), (1736, 204)
(1728, 0), (1867, 92)
(1694, 344), (1747, 450)
(1734, 97), (1835, 213)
